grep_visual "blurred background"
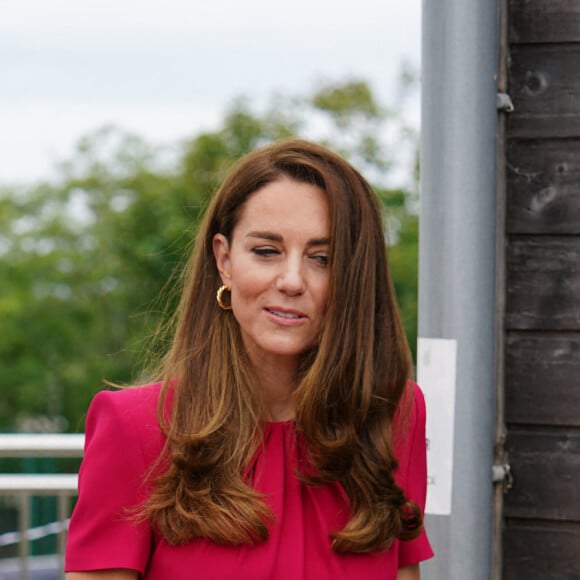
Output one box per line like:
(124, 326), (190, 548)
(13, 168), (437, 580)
(0, 0), (422, 434)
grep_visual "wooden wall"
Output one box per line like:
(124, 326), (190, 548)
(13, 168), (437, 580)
(503, 1), (580, 578)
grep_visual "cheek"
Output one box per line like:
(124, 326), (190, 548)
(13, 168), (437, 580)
(231, 268), (269, 302)
(313, 279), (330, 316)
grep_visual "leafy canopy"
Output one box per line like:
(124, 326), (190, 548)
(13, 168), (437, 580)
(0, 78), (419, 431)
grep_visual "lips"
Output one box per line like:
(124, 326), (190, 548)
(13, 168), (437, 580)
(265, 308), (306, 319)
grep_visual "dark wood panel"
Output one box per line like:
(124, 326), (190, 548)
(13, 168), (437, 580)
(507, 139), (580, 234)
(504, 428), (580, 521)
(508, 45), (580, 138)
(505, 331), (580, 426)
(503, 6), (580, 578)
(509, 0), (580, 43)
(503, 520), (580, 579)
(506, 237), (580, 330)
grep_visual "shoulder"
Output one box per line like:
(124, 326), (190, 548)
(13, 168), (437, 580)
(408, 381), (426, 425)
(393, 381), (426, 440)
(392, 381), (427, 477)
(91, 381), (162, 409)
(89, 381), (162, 424)
(85, 382), (165, 463)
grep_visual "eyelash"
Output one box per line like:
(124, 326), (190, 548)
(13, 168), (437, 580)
(252, 248), (279, 257)
(251, 248), (329, 266)
(313, 255), (329, 267)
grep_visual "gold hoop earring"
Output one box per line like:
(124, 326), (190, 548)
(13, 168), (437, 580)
(216, 284), (232, 311)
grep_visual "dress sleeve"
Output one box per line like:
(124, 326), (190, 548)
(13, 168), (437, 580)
(396, 383), (434, 568)
(65, 389), (154, 573)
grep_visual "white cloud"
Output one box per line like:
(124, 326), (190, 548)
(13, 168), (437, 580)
(0, 0), (421, 184)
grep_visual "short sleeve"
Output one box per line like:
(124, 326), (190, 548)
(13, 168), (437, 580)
(65, 389), (155, 573)
(395, 383), (434, 568)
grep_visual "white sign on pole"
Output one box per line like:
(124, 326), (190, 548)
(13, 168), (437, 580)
(417, 337), (457, 516)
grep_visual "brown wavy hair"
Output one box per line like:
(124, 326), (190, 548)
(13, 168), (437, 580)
(139, 138), (423, 552)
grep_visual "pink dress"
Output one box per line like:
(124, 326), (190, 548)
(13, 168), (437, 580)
(65, 382), (433, 579)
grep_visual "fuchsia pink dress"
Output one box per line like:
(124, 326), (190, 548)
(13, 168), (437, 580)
(65, 382), (433, 579)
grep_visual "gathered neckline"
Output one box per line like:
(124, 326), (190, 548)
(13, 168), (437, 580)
(265, 418), (295, 426)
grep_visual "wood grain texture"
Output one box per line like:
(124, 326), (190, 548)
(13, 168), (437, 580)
(506, 237), (580, 330)
(503, 520), (580, 579)
(505, 331), (580, 426)
(509, 0), (580, 43)
(508, 45), (580, 138)
(503, 3), (580, 577)
(506, 139), (580, 234)
(504, 428), (580, 521)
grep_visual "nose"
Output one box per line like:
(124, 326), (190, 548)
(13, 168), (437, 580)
(275, 256), (305, 296)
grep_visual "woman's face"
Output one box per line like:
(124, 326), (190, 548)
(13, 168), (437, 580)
(213, 177), (330, 369)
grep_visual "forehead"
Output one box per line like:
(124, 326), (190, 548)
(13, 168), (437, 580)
(234, 178), (330, 236)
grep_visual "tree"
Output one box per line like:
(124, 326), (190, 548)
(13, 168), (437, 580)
(0, 78), (419, 431)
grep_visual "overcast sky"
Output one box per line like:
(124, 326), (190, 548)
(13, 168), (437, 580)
(0, 0), (421, 185)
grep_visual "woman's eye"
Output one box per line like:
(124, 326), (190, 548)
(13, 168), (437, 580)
(252, 247), (279, 257)
(312, 254), (329, 267)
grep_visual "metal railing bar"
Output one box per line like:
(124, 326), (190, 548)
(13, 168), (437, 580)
(0, 474), (78, 493)
(0, 433), (83, 579)
(0, 434), (84, 457)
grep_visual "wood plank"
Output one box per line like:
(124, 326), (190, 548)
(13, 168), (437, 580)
(505, 331), (580, 426)
(503, 7), (580, 578)
(503, 520), (580, 579)
(509, 0), (580, 43)
(507, 139), (580, 234)
(508, 45), (580, 138)
(506, 237), (580, 330)
(504, 428), (580, 521)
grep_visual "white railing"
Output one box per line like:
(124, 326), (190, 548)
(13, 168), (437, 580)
(0, 434), (84, 580)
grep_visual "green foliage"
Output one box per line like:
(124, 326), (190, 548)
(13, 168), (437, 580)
(0, 78), (419, 431)
(311, 80), (383, 125)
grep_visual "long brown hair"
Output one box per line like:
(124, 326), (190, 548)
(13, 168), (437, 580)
(139, 139), (422, 552)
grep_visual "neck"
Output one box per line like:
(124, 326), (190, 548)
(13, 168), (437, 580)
(248, 354), (298, 422)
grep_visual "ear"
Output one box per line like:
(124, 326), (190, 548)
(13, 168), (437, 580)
(212, 233), (232, 285)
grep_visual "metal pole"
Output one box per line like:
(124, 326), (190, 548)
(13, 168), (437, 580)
(57, 493), (68, 580)
(419, 0), (498, 578)
(18, 494), (30, 580)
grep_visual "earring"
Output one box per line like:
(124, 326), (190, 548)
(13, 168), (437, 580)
(216, 284), (232, 311)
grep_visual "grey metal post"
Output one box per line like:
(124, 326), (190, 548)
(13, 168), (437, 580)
(419, 0), (498, 578)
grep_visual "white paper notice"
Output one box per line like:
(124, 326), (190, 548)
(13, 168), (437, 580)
(417, 337), (457, 516)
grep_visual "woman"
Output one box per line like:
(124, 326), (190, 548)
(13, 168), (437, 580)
(65, 139), (433, 579)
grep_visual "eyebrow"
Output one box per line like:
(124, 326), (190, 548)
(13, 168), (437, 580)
(246, 231), (330, 247)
